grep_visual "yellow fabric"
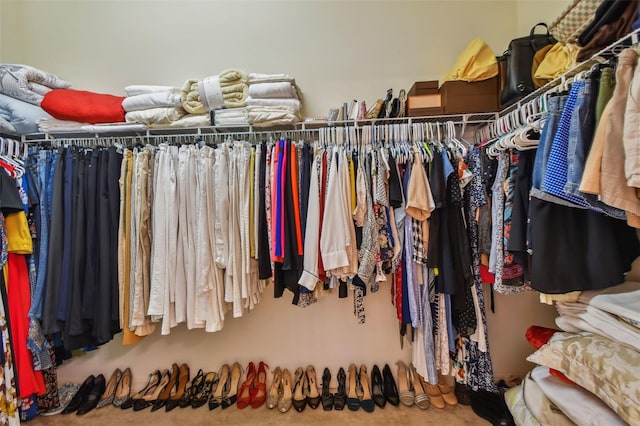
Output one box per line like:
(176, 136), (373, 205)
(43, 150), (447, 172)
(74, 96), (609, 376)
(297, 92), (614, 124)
(5, 212), (32, 254)
(442, 38), (499, 84)
(534, 42), (579, 80)
(532, 44), (554, 88)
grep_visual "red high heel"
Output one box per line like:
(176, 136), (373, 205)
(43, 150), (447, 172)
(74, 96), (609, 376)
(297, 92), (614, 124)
(236, 362), (256, 409)
(250, 362), (268, 408)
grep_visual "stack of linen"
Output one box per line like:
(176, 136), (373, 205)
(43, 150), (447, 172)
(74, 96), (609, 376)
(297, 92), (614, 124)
(505, 281), (640, 426)
(0, 64), (67, 134)
(124, 85), (210, 128)
(245, 73), (301, 126)
(181, 69), (248, 113)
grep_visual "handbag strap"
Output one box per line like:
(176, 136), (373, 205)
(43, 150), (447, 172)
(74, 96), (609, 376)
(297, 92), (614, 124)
(529, 22), (555, 50)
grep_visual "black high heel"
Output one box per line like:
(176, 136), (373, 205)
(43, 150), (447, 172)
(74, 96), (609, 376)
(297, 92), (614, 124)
(383, 364), (400, 407)
(209, 364), (229, 411)
(292, 367), (307, 412)
(371, 365), (386, 408)
(178, 369), (203, 409)
(62, 375), (95, 414)
(306, 366), (321, 409)
(191, 372), (217, 409)
(333, 367), (347, 410)
(321, 368), (334, 411)
(221, 362), (241, 409)
(120, 371), (160, 410)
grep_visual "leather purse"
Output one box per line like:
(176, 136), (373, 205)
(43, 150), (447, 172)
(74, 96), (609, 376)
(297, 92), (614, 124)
(499, 23), (557, 107)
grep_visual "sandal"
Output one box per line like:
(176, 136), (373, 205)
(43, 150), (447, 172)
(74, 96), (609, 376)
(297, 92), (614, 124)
(266, 367), (281, 409)
(250, 361), (268, 409)
(396, 361), (414, 407)
(411, 364), (430, 410)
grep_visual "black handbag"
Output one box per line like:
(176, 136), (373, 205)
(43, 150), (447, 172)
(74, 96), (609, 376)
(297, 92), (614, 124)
(500, 23), (557, 107)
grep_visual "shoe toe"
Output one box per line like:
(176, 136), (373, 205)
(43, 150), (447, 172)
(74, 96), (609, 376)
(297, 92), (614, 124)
(346, 397), (360, 411)
(361, 399), (375, 413)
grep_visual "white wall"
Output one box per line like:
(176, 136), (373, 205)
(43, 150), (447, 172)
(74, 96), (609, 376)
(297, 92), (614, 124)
(0, 0), (570, 386)
(516, 0), (571, 35)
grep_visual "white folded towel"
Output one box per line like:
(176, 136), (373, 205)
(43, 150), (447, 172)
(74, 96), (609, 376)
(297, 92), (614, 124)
(125, 85), (181, 96)
(248, 82), (299, 99)
(246, 97), (301, 111)
(248, 73), (296, 84)
(125, 107), (186, 125)
(214, 108), (249, 126)
(122, 91), (183, 112)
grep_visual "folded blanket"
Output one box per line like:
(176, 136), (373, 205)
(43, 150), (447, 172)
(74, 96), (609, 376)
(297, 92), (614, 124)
(213, 108), (249, 126)
(247, 105), (300, 126)
(37, 118), (85, 133)
(182, 69), (248, 114)
(248, 73), (295, 84)
(246, 97), (301, 111)
(82, 123), (148, 133)
(124, 85), (180, 96)
(122, 91), (182, 112)
(248, 81), (299, 99)
(38, 118), (148, 134)
(161, 113), (210, 128)
(0, 93), (53, 134)
(125, 107), (186, 126)
(587, 281), (640, 326)
(41, 89), (126, 124)
(0, 64), (71, 105)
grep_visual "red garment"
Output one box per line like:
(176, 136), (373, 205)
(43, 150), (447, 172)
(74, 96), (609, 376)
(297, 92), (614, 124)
(41, 88), (125, 124)
(289, 144), (304, 256)
(479, 264), (495, 284)
(525, 325), (576, 385)
(394, 262), (403, 322)
(7, 253), (45, 398)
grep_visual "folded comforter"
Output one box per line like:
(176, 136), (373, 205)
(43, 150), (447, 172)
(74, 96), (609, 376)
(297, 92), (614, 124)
(124, 85), (180, 96)
(248, 73), (295, 84)
(159, 113), (210, 128)
(0, 64), (71, 105)
(181, 69), (248, 114)
(125, 107), (186, 126)
(41, 89), (126, 124)
(38, 118), (148, 134)
(245, 96), (301, 111)
(0, 93), (53, 134)
(247, 105), (300, 126)
(213, 108), (249, 126)
(122, 91), (182, 112)
(587, 281), (640, 326)
(248, 81), (299, 99)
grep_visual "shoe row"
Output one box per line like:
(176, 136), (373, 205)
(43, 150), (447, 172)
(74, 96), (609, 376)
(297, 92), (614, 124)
(60, 360), (457, 416)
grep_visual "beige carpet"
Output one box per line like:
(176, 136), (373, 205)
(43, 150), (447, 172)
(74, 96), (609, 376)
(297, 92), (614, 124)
(28, 403), (488, 425)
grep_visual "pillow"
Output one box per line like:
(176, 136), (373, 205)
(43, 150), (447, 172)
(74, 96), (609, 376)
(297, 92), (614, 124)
(531, 366), (627, 426)
(526, 325), (576, 385)
(527, 331), (640, 425)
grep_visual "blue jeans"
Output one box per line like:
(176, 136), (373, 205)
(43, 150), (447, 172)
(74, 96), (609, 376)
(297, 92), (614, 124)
(29, 149), (53, 319)
(533, 95), (565, 191)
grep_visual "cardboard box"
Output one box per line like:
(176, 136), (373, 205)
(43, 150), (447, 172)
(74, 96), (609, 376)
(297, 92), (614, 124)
(408, 80), (439, 96)
(407, 93), (444, 117)
(440, 77), (499, 114)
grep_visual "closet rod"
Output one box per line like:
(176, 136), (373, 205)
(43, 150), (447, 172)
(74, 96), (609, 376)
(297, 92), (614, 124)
(499, 26), (640, 117)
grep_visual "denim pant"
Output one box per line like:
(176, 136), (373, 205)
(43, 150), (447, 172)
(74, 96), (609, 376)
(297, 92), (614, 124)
(29, 150), (53, 319)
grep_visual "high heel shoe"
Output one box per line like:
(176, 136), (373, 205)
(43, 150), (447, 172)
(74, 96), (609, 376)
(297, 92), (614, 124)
(321, 367), (333, 411)
(77, 374), (106, 415)
(179, 369), (203, 409)
(133, 369), (170, 411)
(96, 368), (121, 409)
(370, 365), (386, 409)
(165, 363), (190, 412)
(236, 362), (256, 409)
(382, 364), (400, 407)
(333, 367), (347, 411)
(421, 374), (446, 409)
(112, 368), (132, 408)
(191, 371), (217, 409)
(120, 371), (160, 410)
(346, 364), (360, 411)
(305, 365), (321, 409)
(397, 361), (415, 407)
(62, 375), (95, 414)
(292, 367), (307, 412)
(411, 364), (430, 410)
(266, 367), (281, 409)
(222, 362), (242, 409)
(250, 361), (268, 408)
(151, 363), (179, 412)
(209, 365), (229, 411)
(277, 368), (293, 413)
(438, 372), (458, 406)
(358, 365), (375, 413)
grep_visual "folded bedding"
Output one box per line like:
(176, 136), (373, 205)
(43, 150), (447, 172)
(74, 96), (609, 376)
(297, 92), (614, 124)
(41, 89), (126, 124)
(181, 69), (248, 114)
(37, 118), (84, 133)
(248, 81), (299, 99)
(521, 372), (574, 426)
(247, 105), (299, 126)
(125, 107), (186, 126)
(0, 64), (71, 105)
(161, 113), (210, 128)
(213, 108), (249, 126)
(248, 73), (296, 84)
(505, 385), (542, 426)
(587, 281), (640, 327)
(124, 85), (180, 96)
(530, 366), (627, 426)
(0, 93), (53, 134)
(122, 91), (182, 112)
(38, 118), (148, 134)
(245, 96), (301, 111)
